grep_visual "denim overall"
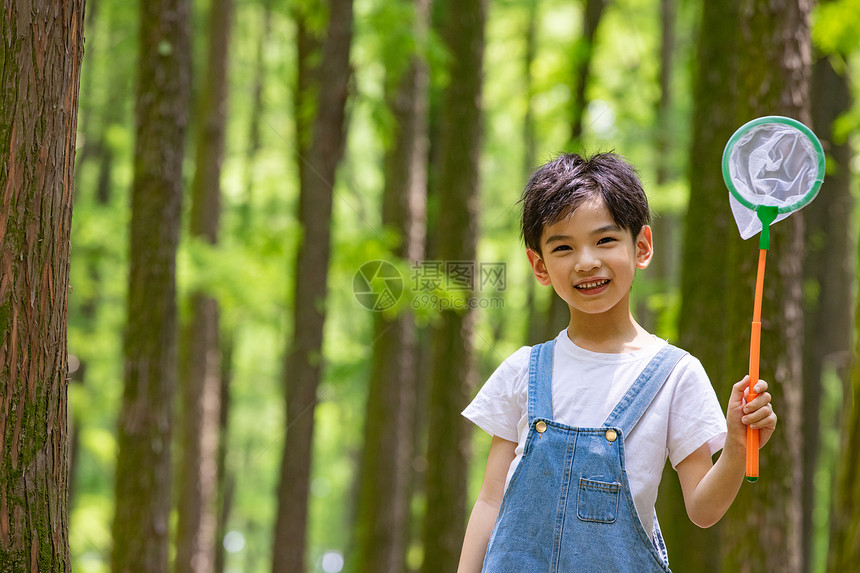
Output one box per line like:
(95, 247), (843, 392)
(482, 340), (686, 572)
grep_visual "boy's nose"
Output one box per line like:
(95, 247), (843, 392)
(574, 250), (600, 272)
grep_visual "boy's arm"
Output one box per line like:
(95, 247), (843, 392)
(458, 435), (517, 573)
(676, 377), (777, 528)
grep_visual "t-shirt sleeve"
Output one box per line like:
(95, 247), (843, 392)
(462, 346), (531, 443)
(666, 355), (727, 468)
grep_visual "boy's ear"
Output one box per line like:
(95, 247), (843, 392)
(527, 249), (553, 286)
(635, 225), (654, 269)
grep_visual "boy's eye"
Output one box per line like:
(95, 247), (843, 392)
(551, 244), (571, 252)
(597, 237), (616, 245)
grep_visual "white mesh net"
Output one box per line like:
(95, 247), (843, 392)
(725, 121), (822, 240)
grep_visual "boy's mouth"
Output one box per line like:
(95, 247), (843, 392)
(575, 279), (610, 291)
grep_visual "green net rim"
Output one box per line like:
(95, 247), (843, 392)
(721, 115), (825, 215)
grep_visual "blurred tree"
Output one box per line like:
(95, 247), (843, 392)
(70, 0), (132, 380)
(239, 0), (274, 234)
(110, 0), (191, 570)
(652, 0), (716, 568)
(523, 0), (544, 347)
(803, 37), (854, 573)
(828, 258), (860, 570)
(819, 5), (860, 570)
(641, 0), (680, 330)
(570, 0), (610, 146)
(679, 0), (812, 571)
(522, 0), (539, 179)
(88, 12), (129, 208)
(352, 1), (430, 571)
(654, 0), (676, 187)
(544, 0), (611, 339)
(420, 0), (486, 570)
(175, 0), (233, 571)
(271, 0), (354, 571)
(213, 333), (235, 573)
(215, 5), (272, 571)
(0, 0), (85, 569)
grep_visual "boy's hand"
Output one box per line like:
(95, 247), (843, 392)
(726, 376), (777, 451)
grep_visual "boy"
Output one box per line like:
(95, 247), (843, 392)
(458, 152), (777, 572)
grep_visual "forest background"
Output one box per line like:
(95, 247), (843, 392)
(2, 0), (860, 572)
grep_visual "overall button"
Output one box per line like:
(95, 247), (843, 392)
(605, 429), (617, 443)
(535, 421), (547, 434)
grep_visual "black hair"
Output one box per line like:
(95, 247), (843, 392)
(520, 152), (651, 254)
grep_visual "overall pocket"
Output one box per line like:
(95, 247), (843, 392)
(577, 478), (620, 523)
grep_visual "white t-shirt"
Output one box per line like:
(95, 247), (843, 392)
(462, 329), (727, 538)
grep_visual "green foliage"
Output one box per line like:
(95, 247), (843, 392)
(290, 0), (329, 36)
(813, 0), (860, 55)
(812, 3), (860, 147)
(178, 231), (295, 327)
(63, 0), (860, 571)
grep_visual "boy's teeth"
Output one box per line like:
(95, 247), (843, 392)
(577, 280), (609, 289)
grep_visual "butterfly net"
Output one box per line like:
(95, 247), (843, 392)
(723, 119), (824, 240)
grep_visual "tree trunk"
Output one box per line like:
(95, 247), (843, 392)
(523, 0), (547, 347)
(111, 0), (191, 570)
(175, 0), (232, 571)
(638, 0), (678, 332)
(570, 0), (609, 145)
(544, 0), (611, 340)
(90, 0), (128, 208)
(214, 334), (236, 573)
(92, 62), (127, 207)
(271, 1), (354, 571)
(651, 2), (713, 568)
(73, 0), (98, 161)
(821, 43), (858, 573)
(0, 1), (85, 569)
(420, 0), (486, 571)
(680, 1), (811, 571)
(803, 47), (854, 573)
(73, 0), (130, 208)
(352, 2), (429, 572)
(239, 0), (273, 234)
(827, 274), (860, 570)
(352, 1), (429, 572)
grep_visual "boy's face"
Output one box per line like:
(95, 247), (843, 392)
(526, 196), (653, 319)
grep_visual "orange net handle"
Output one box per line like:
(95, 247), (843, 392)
(746, 248), (767, 482)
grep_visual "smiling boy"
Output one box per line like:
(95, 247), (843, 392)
(457, 152), (777, 572)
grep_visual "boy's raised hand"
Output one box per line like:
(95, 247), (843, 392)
(726, 376), (777, 451)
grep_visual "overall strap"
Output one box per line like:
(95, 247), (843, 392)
(603, 344), (687, 436)
(527, 340), (555, 423)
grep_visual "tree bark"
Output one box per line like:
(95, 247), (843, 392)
(0, 1), (85, 569)
(111, 0), (191, 570)
(174, 0), (232, 572)
(680, 1), (811, 571)
(420, 0), (486, 571)
(352, 2), (429, 571)
(271, 1), (354, 571)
